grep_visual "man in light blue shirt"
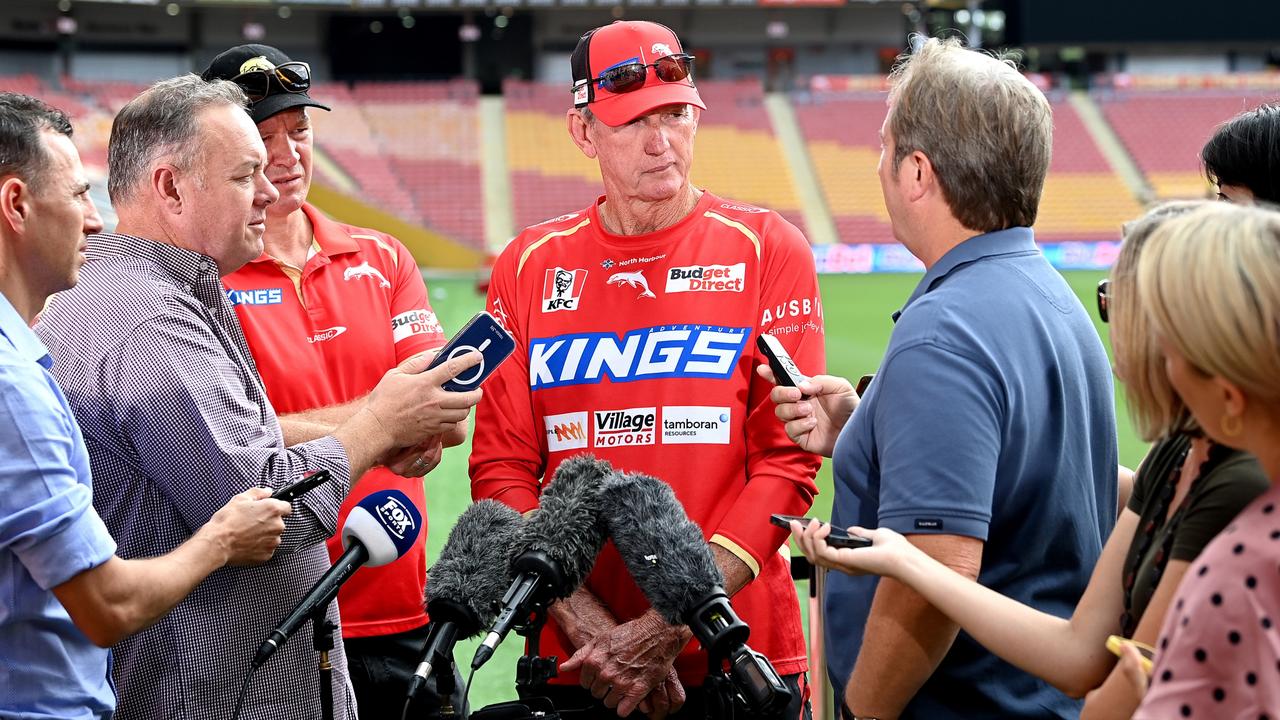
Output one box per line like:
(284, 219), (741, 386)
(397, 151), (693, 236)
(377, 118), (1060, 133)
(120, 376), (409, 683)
(0, 92), (290, 719)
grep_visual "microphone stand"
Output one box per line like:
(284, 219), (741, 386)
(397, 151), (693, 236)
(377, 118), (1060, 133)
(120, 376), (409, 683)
(688, 590), (791, 719)
(514, 606), (558, 695)
(311, 605), (336, 720)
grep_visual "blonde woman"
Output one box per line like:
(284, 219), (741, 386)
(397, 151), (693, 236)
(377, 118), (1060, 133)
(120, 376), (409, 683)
(1126, 202), (1280, 717)
(784, 202), (1268, 715)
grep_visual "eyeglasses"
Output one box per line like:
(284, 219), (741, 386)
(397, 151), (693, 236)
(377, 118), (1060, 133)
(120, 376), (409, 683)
(574, 54), (695, 99)
(230, 60), (311, 103)
(1096, 279), (1110, 324)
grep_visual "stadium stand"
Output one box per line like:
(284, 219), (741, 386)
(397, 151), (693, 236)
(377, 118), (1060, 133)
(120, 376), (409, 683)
(1095, 88), (1273, 199)
(793, 92), (896, 244)
(311, 79), (485, 249)
(503, 78), (805, 233)
(795, 88), (1141, 244)
(1035, 95), (1142, 242)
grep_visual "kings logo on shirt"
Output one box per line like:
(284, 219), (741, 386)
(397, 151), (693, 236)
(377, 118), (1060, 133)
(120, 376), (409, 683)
(543, 268), (588, 313)
(528, 324), (750, 390)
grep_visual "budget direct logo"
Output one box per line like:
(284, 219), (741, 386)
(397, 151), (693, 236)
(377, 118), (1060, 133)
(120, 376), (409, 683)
(594, 407), (656, 448)
(665, 263), (745, 294)
(661, 406), (731, 445)
(543, 268), (588, 313)
(226, 288), (282, 306)
(391, 309), (443, 343)
(376, 496), (416, 540)
(545, 412), (588, 452)
(528, 324), (749, 391)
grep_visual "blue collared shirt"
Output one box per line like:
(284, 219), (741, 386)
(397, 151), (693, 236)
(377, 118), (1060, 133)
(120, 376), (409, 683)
(0, 291), (117, 719)
(827, 228), (1118, 718)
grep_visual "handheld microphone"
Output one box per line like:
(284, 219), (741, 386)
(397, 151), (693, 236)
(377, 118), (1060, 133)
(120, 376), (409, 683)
(600, 472), (791, 715)
(471, 454), (612, 670)
(406, 500), (525, 700)
(253, 489), (421, 668)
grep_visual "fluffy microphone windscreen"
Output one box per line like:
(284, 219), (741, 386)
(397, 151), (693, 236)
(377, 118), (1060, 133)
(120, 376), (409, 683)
(601, 472), (724, 626)
(512, 453), (612, 598)
(426, 499), (525, 634)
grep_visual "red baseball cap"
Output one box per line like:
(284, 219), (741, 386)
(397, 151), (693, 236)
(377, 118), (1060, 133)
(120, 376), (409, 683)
(570, 21), (706, 127)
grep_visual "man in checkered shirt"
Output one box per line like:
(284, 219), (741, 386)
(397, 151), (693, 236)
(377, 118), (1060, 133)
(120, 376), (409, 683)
(36, 76), (482, 719)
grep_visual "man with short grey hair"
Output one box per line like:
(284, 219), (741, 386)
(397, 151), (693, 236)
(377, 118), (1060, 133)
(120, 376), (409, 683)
(36, 74), (482, 719)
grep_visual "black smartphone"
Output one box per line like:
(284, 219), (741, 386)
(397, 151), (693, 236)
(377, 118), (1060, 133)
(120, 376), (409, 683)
(856, 373), (874, 396)
(426, 311), (516, 392)
(757, 334), (810, 397)
(271, 469), (331, 502)
(769, 513), (873, 549)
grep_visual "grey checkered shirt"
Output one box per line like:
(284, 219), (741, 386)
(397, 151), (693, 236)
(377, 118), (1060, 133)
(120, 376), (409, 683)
(36, 233), (357, 720)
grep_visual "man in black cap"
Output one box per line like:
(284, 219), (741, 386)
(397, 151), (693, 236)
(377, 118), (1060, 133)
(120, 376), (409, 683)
(203, 45), (467, 717)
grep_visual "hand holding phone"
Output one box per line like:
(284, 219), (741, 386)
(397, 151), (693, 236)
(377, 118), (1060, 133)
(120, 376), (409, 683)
(271, 470), (331, 503)
(757, 334), (811, 398)
(770, 514), (872, 549)
(426, 311), (516, 392)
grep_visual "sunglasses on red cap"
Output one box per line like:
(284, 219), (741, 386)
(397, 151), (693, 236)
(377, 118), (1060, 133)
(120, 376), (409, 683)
(231, 60), (311, 103)
(573, 54), (695, 105)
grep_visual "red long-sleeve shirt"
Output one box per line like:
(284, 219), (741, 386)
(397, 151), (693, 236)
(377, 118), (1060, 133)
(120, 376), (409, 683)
(470, 191), (825, 685)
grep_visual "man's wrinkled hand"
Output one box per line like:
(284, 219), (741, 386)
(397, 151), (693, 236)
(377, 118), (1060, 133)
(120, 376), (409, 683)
(560, 613), (687, 717)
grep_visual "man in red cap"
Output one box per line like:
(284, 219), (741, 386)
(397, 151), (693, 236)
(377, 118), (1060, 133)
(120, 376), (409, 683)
(202, 45), (466, 717)
(471, 20), (824, 719)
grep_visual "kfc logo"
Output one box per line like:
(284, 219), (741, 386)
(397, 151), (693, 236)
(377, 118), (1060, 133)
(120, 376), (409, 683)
(543, 268), (587, 312)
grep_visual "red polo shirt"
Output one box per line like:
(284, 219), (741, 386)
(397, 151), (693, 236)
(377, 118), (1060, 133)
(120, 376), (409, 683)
(224, 203), (446, 638)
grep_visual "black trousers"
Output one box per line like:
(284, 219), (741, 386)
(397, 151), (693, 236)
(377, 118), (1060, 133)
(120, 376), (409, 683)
(511, 673), (812, 720)
(344, 624), (466, 719)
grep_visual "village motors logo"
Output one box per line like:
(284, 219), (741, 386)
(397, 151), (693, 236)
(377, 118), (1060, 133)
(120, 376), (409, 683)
(544, 411), (588, 452)
(665, 263), (745, 294)
(593, 407), (656, 448)
(542, 267), (588, 313)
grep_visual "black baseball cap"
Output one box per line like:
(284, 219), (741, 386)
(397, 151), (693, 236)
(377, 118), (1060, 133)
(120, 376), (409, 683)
(201, 44), (330, 124)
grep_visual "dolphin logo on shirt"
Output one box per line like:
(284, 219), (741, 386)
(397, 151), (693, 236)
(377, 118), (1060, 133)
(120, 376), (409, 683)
(344, 261), (391, 288)
(607, 270), (655, 299)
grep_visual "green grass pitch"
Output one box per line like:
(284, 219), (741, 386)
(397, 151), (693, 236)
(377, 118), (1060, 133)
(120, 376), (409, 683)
(417, 270), (1145, 709)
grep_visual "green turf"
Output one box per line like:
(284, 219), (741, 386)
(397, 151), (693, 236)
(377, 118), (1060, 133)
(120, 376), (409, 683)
(417, 269), (1146, 709)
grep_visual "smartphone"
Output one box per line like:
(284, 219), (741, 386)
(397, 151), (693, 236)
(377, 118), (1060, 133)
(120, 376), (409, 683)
(856, 373), (874, 396)
(769, 514), (873, 549)
(426, 311), (516, 392)
(271, 469), (332, 502)
(1105, 635), (1155, 675)
(757, 334), (810, 397)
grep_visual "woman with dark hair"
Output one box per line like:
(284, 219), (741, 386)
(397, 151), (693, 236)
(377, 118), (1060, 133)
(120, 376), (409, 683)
(1201, 103), (1280, 203)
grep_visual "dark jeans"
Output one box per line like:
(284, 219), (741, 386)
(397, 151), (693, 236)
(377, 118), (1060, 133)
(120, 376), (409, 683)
(511, 673), (811, 720)
(344, 624), (465, 719)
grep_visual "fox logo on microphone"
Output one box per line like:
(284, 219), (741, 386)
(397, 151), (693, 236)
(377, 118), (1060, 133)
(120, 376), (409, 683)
(343, 489), (423, 567)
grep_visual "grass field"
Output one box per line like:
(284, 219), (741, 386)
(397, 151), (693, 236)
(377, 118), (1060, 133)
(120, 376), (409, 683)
(418, 270), (1146, 709)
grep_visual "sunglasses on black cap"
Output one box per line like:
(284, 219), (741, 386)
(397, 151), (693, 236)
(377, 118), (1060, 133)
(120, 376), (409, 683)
(230, 60), (312, 103)
(573, 54), (695, 103)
